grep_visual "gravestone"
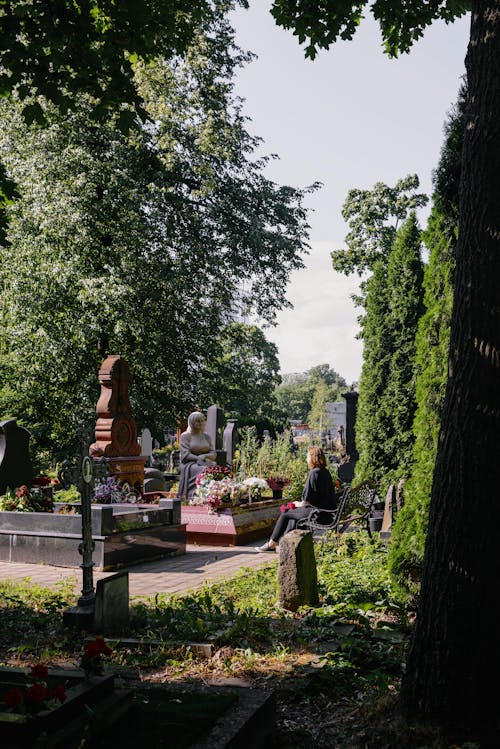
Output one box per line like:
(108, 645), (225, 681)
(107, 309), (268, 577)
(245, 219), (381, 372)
(0, 419), (33, 493)
(338, 391), (359, 484)
(380, 485), (395, 540)
(144, 467), (167, 493)
(205, 404), (227, 465)
(278, 530), (318, 611)
(94, 571), (129, 632)
(205, 404), (224, 450)
(90, 355), (146, 492)
(140, 428), (153, 465)
(223, 419), (239, 467)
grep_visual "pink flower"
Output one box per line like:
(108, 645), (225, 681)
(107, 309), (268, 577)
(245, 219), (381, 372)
(286, 502), (296, 510)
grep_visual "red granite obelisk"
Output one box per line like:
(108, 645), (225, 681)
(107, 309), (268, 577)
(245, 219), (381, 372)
(90, 355), (146, 492)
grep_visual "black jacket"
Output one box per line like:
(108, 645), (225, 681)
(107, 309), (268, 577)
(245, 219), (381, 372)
(301, 467), (337, 511)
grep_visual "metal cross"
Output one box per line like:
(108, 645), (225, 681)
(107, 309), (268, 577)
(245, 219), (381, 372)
(58, 428), (108, 608)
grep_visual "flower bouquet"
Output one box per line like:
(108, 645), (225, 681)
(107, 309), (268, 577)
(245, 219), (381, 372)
(0, 485), (54, 513)
(193, 466), (235, 512)
(2, 664), (67, 715)
(266, 475), (290, 499)
(241, 477), (269, 503)
(93, 477), (137, 504)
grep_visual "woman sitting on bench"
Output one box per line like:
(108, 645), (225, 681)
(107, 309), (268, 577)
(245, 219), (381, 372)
(256, 446), (338, 552)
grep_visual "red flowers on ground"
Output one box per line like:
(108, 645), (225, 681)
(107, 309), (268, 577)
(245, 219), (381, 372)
(50, 685), (67, 704)
(280, 502), (296, 512)
(30, 664), (49, 679)
(84, 637), (112, 659)
(25, 683), (47, 705)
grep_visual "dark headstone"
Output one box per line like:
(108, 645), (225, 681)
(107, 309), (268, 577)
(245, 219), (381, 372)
(338, 391), (359, 483)
(94, 571), (129, 633)
(205, 404), (224, 451)
(0, 419), (33, 494)
(223, 419), (239, 467)
(278, 530), (319, 611)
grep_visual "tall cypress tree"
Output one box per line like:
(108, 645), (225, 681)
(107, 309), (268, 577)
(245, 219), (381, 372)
(390, 89), (465, 586)
(355, 215), (423, 488)
(353, 260), (392, 485)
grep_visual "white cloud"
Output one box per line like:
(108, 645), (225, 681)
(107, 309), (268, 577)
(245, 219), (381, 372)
(265, 242), (364, 383)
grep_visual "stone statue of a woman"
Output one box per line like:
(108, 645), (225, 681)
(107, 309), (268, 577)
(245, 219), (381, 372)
(177, 411), (216, 499)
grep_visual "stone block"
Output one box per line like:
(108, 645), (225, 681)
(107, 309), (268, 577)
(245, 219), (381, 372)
(94, 571), (129, 633)
(278, 529), (319, 611)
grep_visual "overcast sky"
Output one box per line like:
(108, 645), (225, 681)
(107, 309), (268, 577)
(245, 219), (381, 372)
(229, 3), (470, 384)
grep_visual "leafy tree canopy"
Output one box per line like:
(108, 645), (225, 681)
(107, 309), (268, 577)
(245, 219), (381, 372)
(0, 0), (233, 123)
(274, 364), (347, 422)
(332, 175), (428, 277)
(199, 323), (281, 420)
(0, 9), (313, 454)
(270, 0), (469, 59)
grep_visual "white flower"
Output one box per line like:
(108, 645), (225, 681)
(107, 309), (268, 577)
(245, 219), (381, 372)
(242, 477), (269, 490)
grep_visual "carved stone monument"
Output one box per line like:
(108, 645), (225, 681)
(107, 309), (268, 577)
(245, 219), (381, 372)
(0, 419), (33, 493)
(90, 355), (146, 492)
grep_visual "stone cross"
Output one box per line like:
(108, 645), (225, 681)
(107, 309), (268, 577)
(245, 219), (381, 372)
(59, 429), (108, 626)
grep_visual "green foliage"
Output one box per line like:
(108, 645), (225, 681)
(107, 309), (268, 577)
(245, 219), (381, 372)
(353, 261), (392, 485)
(390, 91), (464, 588)
(199, 323), (281, 420)
(315, 534), (396, 606)
(0, 0), (218, 118)
(355, 215), (423, 491)
(270, 0), (468, 59)
(0, 10), (314, 456)
(331, 175), (427, 279)
(233, 426), (296, 479)
(274, 364), (347, 422)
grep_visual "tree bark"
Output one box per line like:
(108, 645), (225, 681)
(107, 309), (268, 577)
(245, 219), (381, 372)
(401, 1), (500, 743)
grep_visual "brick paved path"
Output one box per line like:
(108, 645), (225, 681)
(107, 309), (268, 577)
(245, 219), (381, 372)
(0, 543), (276, 598)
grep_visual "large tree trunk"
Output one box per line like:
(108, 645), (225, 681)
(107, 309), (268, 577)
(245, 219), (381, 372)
(401, 1), (500, 744)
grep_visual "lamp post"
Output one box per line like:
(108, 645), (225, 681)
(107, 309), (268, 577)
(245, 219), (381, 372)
(59, 428), (108, 628)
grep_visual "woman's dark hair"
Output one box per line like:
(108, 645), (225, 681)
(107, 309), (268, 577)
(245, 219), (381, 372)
(308, 446), (326, 469)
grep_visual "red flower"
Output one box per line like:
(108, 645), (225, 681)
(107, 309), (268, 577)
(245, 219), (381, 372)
(25, 683), (47, 704)
(3, 687), (23, 709)
(30, 664), (48, 679)
(15, 485), (29, 498)
(32, 476), (51, 486)
(286, 502), (296, 510)
(50, 685), (67, 704)
(280, 504), (287, 512)
(84, 637), (112, 658)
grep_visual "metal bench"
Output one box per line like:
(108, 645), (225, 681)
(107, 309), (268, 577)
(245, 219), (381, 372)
(297, 480), (379, 537)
